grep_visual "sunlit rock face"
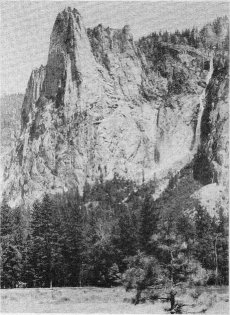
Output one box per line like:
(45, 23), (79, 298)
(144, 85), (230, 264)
(0, 94), (24, 201)
(0, 94), (24, 153)
(3, 8), (228, 208)
(21, 66), (46, 130)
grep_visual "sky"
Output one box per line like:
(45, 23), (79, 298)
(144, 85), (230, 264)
(0, 1), (229, 95)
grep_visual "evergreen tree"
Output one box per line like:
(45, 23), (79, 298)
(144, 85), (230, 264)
(28, 195), (63, 287)
(139, 196), (159, 254)
(1, 201), (23, 288)
(60, 190), (85, 286)
(211, 208), (229, 284)
(194, 205), (216, 272)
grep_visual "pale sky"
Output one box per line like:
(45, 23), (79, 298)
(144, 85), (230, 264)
(0, 1), (229, 95)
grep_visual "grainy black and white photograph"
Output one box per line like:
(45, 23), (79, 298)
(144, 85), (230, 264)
(0, 0), (229, 313)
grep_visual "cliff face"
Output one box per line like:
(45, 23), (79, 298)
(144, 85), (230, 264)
(21, 66), (46, 130)
(3, 8), (228, 208)
(192, 51), (229, 214)
(0, 94), (24, 153)
(0, 93), (24, 199)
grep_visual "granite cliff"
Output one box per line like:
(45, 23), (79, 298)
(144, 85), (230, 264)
(0, 93), (24, 198)
(192, 49), (229, 214)
(3, 8), (229, 210)
(1, 94), (24, 153)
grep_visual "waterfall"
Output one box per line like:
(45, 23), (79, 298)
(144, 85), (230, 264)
(194, 53), (214, 149)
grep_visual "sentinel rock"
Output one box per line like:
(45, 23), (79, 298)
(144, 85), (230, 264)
(3, 8), (229, 209)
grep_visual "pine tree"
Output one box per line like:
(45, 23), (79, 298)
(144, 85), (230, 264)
(211, 208), (229, 284)
(28, 194), (63, 287)
(194, 205), (216, 272)
(139, 196), (159, 254)
(53, 189), (86, 286)
(1, 201), (23, 288)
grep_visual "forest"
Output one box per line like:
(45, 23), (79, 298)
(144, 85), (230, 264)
(1, 163), (228, 301)
(138, 16), (229, 50)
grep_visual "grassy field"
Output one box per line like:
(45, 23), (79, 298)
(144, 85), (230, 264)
(1, 286), (229, 313)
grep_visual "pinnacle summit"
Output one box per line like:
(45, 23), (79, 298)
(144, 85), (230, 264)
(3, 9), (229, 211)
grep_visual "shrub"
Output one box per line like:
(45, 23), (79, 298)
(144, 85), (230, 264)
(122, 251), (164, 304)
(187, 260), (212, 286)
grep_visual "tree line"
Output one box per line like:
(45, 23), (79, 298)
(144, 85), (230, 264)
(1, 164), (228, 289)
(138, 16), (229, 50)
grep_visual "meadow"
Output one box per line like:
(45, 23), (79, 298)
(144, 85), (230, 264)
(1, 286), (229, 314)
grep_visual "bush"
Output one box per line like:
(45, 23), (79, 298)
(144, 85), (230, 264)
(122, 251), (164, 304)
(188, 260), (212, 286)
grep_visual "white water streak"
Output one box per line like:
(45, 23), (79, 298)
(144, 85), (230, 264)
(195, 54), (214, 148)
